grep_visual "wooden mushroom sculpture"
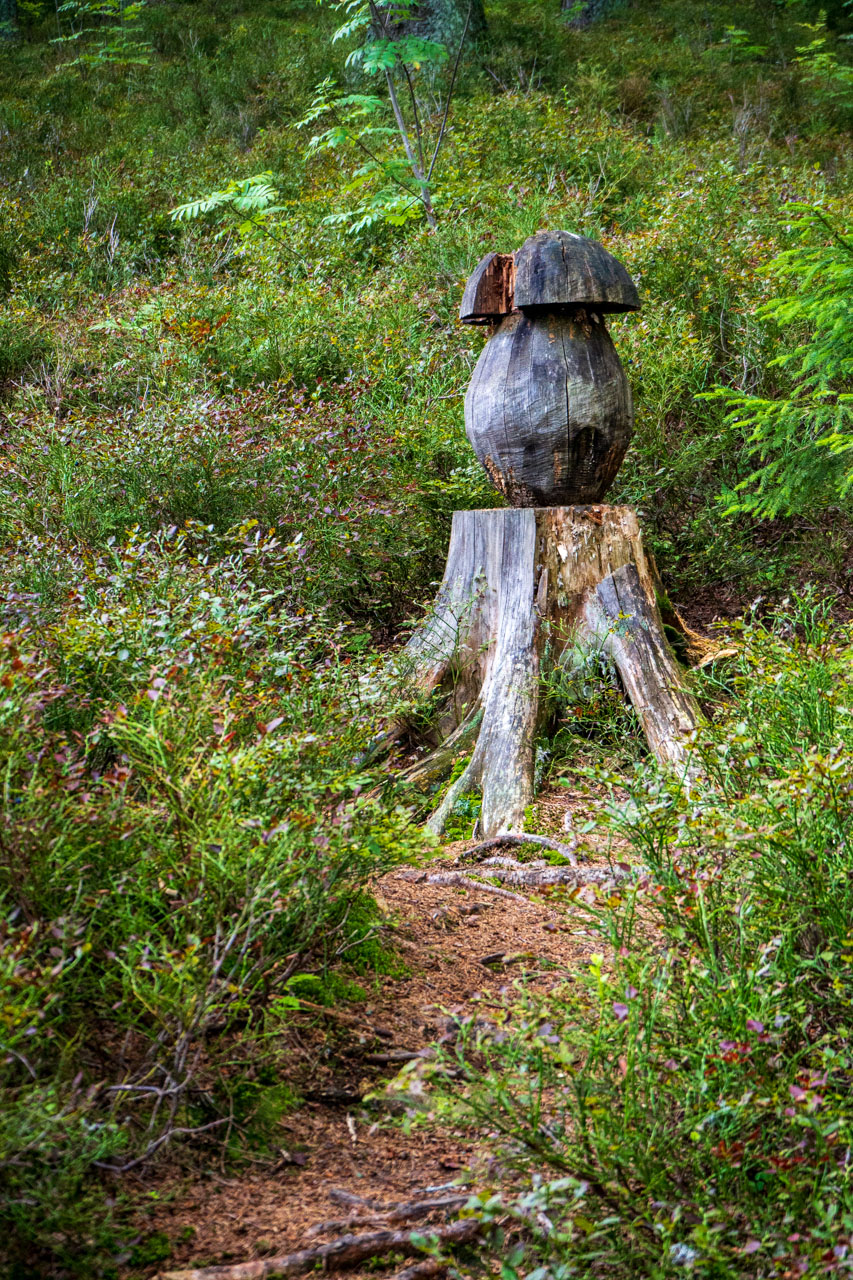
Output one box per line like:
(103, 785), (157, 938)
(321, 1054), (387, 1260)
(462, 231), (638, 506)
(387, 231), (700, 839)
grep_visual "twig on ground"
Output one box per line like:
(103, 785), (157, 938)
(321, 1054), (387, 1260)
(289, 999), (393, 1036)
(364, 1049), (436, 1065)
(392, 1262), (448, 1280)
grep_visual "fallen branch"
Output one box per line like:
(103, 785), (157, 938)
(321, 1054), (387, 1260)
(451, 854), (632, 888)
(158, 1218), (482, 1280)
(289, 998), (393, 1036)
(364, 1049), (436, 1066)
(328, 1188), (380, 1209)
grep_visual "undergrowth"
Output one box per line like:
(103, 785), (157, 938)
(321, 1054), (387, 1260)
(449, 596), (853, 1276)
(0, 0), (852, 1273)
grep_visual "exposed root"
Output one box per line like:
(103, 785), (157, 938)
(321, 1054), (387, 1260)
(422, 871), (527, 902)
(462, 859), (632, 888)
(157, 1219), (482, 1280)
(458, 833), (578, 866)
(390, 1261), (448, 1280)
(400, 702), (483, 791)
(306, 1194), (468, 1238)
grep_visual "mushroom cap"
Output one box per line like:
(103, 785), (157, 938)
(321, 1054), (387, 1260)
(459, 252), (516, 324)
(513, 230), (640, 314)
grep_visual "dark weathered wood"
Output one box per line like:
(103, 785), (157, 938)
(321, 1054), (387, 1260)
(459, 252), (515, 324)
(425, 508), (540, 837)
(583, 563), (699, 763)
(396, 506), (700, 838)
(514, 230), (640, 313)
(464, 312), (632, 506)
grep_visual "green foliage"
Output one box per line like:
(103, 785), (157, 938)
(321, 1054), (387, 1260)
(451, 598), (853, 1275)
(707, 206), (853, 519)
(169, 172), (290, 247)
(0, 521), (425, 1271)
(299, 0), (466, 230)
(53, 0), (152, 72)
(540, 635), (643, 769)
(795, 14), (853, 116)
(1, 0), (853, 1266)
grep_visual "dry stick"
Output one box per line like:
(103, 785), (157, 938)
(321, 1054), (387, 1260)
(363, 1049), (436, 1065)
(288, 997), (391, 1034)
(158, 1219), (482, 1280)
(458, 833), (578, 866)
(328, 1188), (381, 1209)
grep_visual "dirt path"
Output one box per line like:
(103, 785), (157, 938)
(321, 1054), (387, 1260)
(142, 785), (628, 1276)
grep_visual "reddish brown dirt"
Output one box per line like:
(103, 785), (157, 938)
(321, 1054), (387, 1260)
(140, 786), (630, 1277)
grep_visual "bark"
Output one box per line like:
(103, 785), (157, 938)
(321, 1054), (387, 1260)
(513, 231), (639, 313)
(397, 505), (700, 838)
(464, 312), (633, 507)
(459, 253), (515, 324)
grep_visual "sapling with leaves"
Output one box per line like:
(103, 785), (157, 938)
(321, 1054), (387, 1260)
(169, 173), (290, 250)
(168, 0), (474, 237)
(53, 0), (151, 72)
(298, 0), (475, 231)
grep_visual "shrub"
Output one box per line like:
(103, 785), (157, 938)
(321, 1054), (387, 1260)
(0, 522), (424, 1272)
(449, 597), (853, 1276)
(706, 206), (853, 521)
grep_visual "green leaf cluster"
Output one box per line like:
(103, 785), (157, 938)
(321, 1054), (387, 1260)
(706, 205), (853, 519)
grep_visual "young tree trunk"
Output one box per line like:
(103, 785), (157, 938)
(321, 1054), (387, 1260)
(394, 505), (700, 838)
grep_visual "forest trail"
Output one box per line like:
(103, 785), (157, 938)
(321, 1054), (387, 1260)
(146, 784), (628, 1276)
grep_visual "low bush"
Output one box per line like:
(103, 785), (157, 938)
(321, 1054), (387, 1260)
(450, 597), (853, 1276)
(0, 521), (424, 1273)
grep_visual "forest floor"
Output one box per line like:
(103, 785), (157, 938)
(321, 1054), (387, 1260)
(143, 782), (629, 1277)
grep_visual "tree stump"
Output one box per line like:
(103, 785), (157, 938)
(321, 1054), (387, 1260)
(396, 504), (699, 838)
